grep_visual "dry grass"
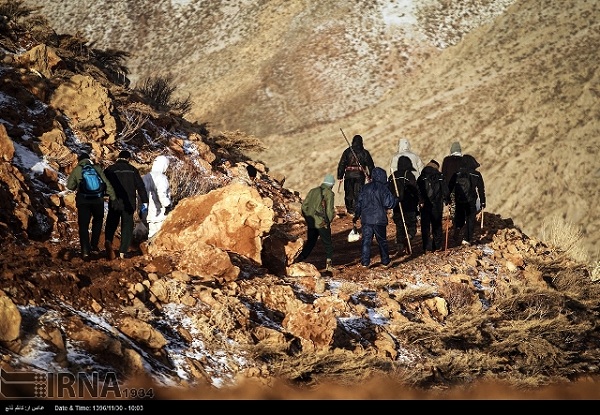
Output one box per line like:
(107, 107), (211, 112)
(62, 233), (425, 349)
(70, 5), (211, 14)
(541, 214), (589, 263)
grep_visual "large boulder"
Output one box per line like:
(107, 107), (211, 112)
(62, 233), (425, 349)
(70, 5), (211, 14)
(148, 182), (274, 282)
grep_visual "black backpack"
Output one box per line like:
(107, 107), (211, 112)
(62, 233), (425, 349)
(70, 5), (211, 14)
(423, 172), (443, 205)
(80, 164), (106, 198)
(454, 169), (476, 203)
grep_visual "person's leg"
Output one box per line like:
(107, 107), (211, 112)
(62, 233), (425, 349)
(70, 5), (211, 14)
(89, 199), (104, 251)
(77, 199), (92, 256)
(431, 213), (443, 251)
(298, 227), (319, 260)
(453, 203), (467, 242)
(465, 203), (476, 243)
(319, 227), (333, 261)
(360, 224), (374, 266)
(118, 210), (135, 255)
(421, 208), (432, 253)
(344, 178), (355, 214)
(373, 224), (390, 265)
(104, 207), (120, 244)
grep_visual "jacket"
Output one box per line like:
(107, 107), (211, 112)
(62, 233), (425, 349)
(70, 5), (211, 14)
(354, 167), (397, 226)
(143, 155), (172, 222)
(441, 154), (463, 187)
(337, 135), (375, 180)
(389, 138), (424, 178)
(67, 159), (117, 202)
(448, 154), (486, 207)
(301, 184), (335, 229)
(104, 158), (149, 213)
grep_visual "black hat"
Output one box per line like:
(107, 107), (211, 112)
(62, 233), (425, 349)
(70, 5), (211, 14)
(78, 153), (90, 162)
(118, 150), (131, 159)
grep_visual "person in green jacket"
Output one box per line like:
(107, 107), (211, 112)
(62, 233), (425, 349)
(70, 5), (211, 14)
(295, 174), (336, 272)
(66, 152), (117, 259)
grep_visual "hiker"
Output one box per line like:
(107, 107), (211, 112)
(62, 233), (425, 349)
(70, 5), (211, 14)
(388, 156), (420, 256)
(143, 155), (172, 239)
(66, 152), (117, 259)
(441, 141), (463, 218)
(417, 160), (450, 253)
(337, 134), (375, 215)
(103, 150), (149, 259)
(295, 174), (336, 272)
(448, 154), (486, 246)
(354, 167), (397, 268)
(389, 138), (425, 180)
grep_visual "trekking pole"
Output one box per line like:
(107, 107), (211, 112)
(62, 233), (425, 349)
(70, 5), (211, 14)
(390, 170), (412, 255)
(340, 128), (370, 180)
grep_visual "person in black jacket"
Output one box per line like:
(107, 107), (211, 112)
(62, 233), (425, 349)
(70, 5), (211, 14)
(337, 134), (375, 215)
(448, 154), (486, 246)
(353, 167), (397, 268)
(417, 160), (450, 253)
(388, 156), (420, 256)
(104, 150), (149, 259)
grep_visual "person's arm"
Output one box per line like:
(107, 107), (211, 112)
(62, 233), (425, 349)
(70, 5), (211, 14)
(134, 168), (149, 205)
(97, 167), (117, 201)
(66, 166), (80, 191)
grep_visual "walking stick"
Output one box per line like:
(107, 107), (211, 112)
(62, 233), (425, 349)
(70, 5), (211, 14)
(390, 170), (412, 255)
(480, 207), (484, 229)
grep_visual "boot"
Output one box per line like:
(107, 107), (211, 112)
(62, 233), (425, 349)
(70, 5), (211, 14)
(325, 258), (333, 272)
(105, 241), (115, 260)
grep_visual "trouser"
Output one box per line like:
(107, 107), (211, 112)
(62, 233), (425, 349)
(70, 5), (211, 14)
(105, 208), (135, 255)
(393, 207), (417, 247)
(76, 196), (105, 254)
(453, 201), (477, 243)
(360, 223), (390, 266)
(298, 226), (333, 261)
(343, 174), (366, 214)
(421, 207), (444, 252)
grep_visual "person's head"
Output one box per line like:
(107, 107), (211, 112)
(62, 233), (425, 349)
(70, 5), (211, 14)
(426, 159), (440, 171)
(351, 134), (363, 149)
(151, 155), (170, 174)
(118, 150), (131, 160)
(371, 167), (387, 183)
(397, 155), (415, 172)
(398, 138), (411, 152)
(462, 154), (480, 170)
(77, 153), (90, 162)
(322, 174), (335, 188)
(450, 141), (462, 155)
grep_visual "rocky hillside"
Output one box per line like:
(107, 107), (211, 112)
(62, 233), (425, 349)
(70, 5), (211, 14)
(1, 1), (600, 400)
(26, 0), (600, 264)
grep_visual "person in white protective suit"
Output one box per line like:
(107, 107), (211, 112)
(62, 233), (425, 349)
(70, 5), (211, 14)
(142, 155), (172, 239)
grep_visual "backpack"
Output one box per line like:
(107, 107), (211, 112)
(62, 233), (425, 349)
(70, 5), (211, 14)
(454, 169), (475, 203)
(423, 173), (442, 205)
(80, 164), (106, 198)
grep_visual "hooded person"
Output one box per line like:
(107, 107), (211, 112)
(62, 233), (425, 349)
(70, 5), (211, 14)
(448, 154), (486, 246)
(417, 159), (450, 253)
(336, 134), (375, 215)
(143, 155), (172, 239)
(354, 167), (397, 268)
(389, 138), (425, 179)
(388, 155), (420, 256)
(295, 173), (336, 271)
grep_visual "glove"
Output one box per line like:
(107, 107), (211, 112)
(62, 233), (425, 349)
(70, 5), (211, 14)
(111, 199), (124, 212)
(480, 202), (486, 209)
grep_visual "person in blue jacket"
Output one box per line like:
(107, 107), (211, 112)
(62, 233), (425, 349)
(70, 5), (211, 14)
(353, 167), (398, 268)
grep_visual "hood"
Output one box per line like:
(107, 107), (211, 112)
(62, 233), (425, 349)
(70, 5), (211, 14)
(371, 167), (387, 183)
(450, 141), (462, 155)
(151, 155), (170, 174)
(396, 155), (415, 172)
(397, 138), (411, 153)
(351, 134), (364, 150)
(462, 154), (480, 169)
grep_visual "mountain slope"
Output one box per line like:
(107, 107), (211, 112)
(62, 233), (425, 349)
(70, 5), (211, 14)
(254, 0), (600, 259)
